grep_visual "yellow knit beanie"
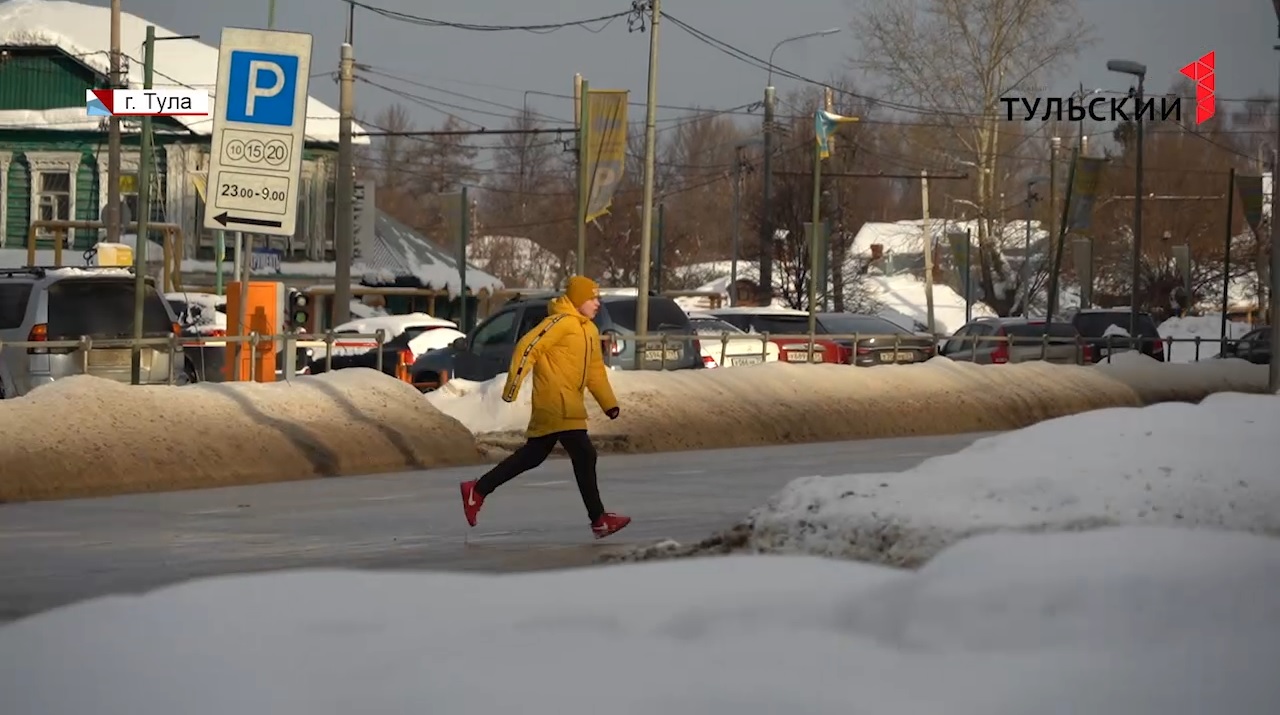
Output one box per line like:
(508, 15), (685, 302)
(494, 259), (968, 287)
(564, 275), (600, 307)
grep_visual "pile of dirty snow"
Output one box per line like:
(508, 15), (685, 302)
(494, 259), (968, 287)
(1158, 314), (1254, 362)
(636, 392), (1280, 567)
(2, 526), (1278, 714)
(0, 370), (482, 502)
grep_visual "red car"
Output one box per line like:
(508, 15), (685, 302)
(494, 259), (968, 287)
(704, 307), (843, 364)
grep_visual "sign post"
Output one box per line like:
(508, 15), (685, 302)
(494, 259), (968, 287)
(203, 26), (313, 378)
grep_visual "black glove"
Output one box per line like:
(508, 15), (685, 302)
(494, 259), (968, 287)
(606, 406), (620, 420)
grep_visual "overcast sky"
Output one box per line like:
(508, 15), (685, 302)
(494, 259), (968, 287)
(90, 0), (1275, 149)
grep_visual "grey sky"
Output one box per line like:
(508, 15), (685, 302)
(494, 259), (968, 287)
(90, 0), (1275, 141)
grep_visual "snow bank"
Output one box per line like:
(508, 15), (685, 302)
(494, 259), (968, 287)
(644, 392), (1280, 567)
(1095, 352), (1269, 402)
(431, 359), (1145, 452)
(1158, 314), (1253, 362)
(0, 370), (482, 502)
(3, 527), (1279, 714)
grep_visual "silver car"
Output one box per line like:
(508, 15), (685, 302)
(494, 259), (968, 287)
(0, 267), (183, 398)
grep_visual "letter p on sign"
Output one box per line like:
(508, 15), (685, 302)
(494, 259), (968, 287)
(1179, 51), (1215, 125)
(226, 50), (299, 127)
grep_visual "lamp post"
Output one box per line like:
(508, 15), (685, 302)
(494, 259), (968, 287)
(759, 28), (840, 306)
(1107, 58), (1147, 342)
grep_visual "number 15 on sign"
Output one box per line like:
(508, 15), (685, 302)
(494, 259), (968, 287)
(203, 27), (313, 236)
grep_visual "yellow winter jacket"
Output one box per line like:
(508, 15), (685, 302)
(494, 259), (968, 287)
(501, 295), (619, 438)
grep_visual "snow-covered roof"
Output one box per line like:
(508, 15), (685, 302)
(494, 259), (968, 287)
(0, 0), (366, 144)
(466, 235), (562, 289)
(850, 219), (1046, 257)
(180, 210), (503, 298)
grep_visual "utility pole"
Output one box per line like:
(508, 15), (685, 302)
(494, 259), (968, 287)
(634, 0), (661, 341)
(268, 0), (276, 28)
(921, 169), (936, 333)
(759, 85), (775, 307)
(730, 144), (744, 306)
(576, 74), (589, 276)
(1048, 136), (1060, 311)
(106, 0), (122, 243)
(130, 25), (157, 385)
(1271, 65), (1280, 392)
(333, 39), (355, 327)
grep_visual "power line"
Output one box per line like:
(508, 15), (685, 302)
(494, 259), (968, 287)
(343, 0), (631, 33)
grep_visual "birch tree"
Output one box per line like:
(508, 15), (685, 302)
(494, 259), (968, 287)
(848, 0), (1094, 313)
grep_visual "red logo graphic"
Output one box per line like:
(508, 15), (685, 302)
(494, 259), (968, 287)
(1179, 51), (1215, 124)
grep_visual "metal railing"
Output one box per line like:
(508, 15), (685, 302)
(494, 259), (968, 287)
(609, 331), (1232, 368)
(0, 330), (392, 387)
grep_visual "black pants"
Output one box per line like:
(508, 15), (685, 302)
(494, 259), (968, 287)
(474, 430), (604, 522)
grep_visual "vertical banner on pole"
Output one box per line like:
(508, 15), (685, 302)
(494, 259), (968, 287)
(1236, 174), (1264, 235)
(1065, 156), (1107, 232)
(584, 90), (629, 223)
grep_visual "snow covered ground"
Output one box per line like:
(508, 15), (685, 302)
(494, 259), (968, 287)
(1158, 314), (1255, 363)
(655, 391), (1280, 567)
(2, 526), (1278, 714)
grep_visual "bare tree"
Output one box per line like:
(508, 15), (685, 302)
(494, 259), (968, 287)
(849, 0), (1095, 314)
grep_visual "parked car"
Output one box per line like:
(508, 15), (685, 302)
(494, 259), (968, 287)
(686, 312), (780, 367)
(938, 317), (1092, 364)
(320, 313), (465, 360)
(816, 312), (937, 366)
(1, 266), (183, 398)
(1069, 308), (1164, 362)
(1219, 326), (1271, 364)
(704, 307), (842, 364)
(408, 292), (704, 391)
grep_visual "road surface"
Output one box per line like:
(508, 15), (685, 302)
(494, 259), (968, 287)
(0, 432), (991, 623)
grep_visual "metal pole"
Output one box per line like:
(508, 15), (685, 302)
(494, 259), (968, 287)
(1131, 74), (1146, 341)
(759, 85), (775, 307)
(238, 234), (251, 380)
(634, 0), (662, 344)
(334, 42), (355, 327)
(268, 0), (276, 28)
(1220, 168), (1235, 348)
(964, 228), (973, 324)
(214, 231), (225, 295)
(730, 146), (742, 306)
(1048, 137), (1059, 310)
(577, 78), (590, 276)
(808, 139), (821, 358)
(130, 25), (157, 385)
(106, 0), (122, 244)
(1270, 54), (1280, 391)
(459, 186), (470, 331)
(1024, 184), (1032, 315)
(921, 169), (936, 332)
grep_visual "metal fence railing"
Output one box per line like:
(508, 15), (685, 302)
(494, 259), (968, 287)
(0, 331), (392, 387)
(612, 331), (1229, 368)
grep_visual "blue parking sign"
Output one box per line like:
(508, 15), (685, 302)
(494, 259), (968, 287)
(225, 50), (299, 127)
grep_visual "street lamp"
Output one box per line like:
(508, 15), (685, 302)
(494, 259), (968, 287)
(760, 27), (841, 306)
(1107, 58), (1147, 342)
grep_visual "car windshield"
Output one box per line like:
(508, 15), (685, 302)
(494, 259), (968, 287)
(1003, 322), (1078, 339)
(1075, 312), (1158, 338)
(746, 314), (826, 334)
(819, 315), (907, 336)
(602, 299), (692, 333)
(689, 317), (744, 336)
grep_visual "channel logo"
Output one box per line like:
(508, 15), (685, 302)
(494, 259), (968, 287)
(85, 89), (210, 117)
(1179, 51), (1215, 125)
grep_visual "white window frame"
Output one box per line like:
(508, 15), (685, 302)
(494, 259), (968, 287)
(92, 147), (141, 229)
(0, 152), (11, 247)
(26, 151), (82, 243)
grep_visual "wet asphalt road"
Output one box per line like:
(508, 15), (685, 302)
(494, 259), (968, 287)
(0, 432), (991, 623)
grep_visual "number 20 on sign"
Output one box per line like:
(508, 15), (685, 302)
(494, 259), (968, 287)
(203, 27), (313, 236)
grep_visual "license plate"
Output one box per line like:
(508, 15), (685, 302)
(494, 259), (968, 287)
(643, 349), (681, 362)
(730, 355), (763, 366)
(786, 350), (823, 362)
(87, 349), (136, 368)
(880, 351), (916, 362)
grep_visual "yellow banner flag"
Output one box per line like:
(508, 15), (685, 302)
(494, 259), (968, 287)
(585, 89), (628, 222)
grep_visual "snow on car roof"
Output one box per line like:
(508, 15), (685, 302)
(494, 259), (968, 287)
(332, 312), (458, 334)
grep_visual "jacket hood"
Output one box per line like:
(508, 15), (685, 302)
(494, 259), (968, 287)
(548, 295), (588, 321)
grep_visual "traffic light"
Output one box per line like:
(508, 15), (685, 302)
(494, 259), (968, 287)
(289, 290), (310, 331)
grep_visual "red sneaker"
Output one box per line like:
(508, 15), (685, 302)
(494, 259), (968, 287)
(591, 512), (631, 539)
(460, 480), (485, 527)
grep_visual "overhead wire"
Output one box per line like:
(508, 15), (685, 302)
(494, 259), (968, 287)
(343, 0), (631, 34)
